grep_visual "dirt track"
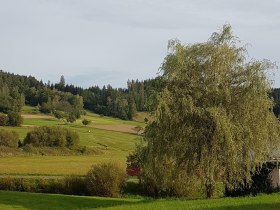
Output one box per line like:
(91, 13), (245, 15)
(91, 125), (141, 134)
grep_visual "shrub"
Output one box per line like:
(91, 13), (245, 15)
(23, 126), (79, 148)
(53, 110), (65, 121)
(0, 130), (19, 148)
(65, 130), (79, 149)
(86, 162), (127, 197)
(7, 111), (23, 126)
(0, 113), (8, 126)
(66, 114), (76, 123)
(0, 177), (63, 193)
(63, 175), (88, 195)
(0, 176), (89, 195)
(22, 144), (39, 154)
(82, 119), (91, 126)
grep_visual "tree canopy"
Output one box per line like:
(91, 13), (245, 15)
(136, 25), (280, 198)
(0, 70), (165, 121)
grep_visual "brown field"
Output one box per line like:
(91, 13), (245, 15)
(91, 124), (141, 134)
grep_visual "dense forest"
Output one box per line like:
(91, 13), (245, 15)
(1, 70), (280, 121)
(0, 70), (165, 121)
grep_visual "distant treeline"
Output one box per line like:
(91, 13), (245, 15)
(2, 70), (280, 120)
(0, 71), (84, 123)
(0, 70), (165, 120)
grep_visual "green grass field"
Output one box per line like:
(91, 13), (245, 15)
(0, 106), (143, 176)
(0, 154), (127, 175)
(0, 191), (280, 210)
(1, 107), (280, 210)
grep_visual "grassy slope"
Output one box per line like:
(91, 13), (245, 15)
(0, 191), (280, 210)
(0, 106), (143, 176)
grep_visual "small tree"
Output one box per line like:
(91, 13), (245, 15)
(7, 111), (23, 126)
(53, 110), (66, 121)
(0, 113), (8, 126)
(66, 113), (76, 123)
(82, 119), (91, 126)
(58, 75), (65, 90)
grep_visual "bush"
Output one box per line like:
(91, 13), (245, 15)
(0, 176), (89, 195)
(0, 177), (29, 191)
(7, 111), (23, 126)
(86, 162), (127, 197)
(22, 144), (39, 154)
(66, 113), (76, 123)
(23, 126), (79, 148)
(0, 130), (19, 148)
(65, 129), (79, 149)
(0, 113), (8, 126)
(63, 175), (88, 195)
(0, 177), (65, 194)
(0, 177), (62, 193)
(82, 119), (91, 126)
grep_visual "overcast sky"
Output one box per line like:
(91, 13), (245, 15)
(0, 0), (279, 88)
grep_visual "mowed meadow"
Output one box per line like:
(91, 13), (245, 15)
(0, 106), (145, 176)
(1, 191), (280, 210)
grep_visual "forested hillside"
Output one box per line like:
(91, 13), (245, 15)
(0, 70), (165, 120)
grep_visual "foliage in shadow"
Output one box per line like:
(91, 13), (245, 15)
(0, 191), (150, 210)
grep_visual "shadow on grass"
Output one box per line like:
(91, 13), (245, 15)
(1, 191), (280, 210)
(0, 191), (149, 210)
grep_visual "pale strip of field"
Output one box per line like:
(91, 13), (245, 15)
(22, 114), (53, 119)
(91, 124), (139, 134)
(21, 125), (36, 128)
(0, 175), (65, 179)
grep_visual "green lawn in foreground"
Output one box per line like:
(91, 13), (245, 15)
(0, 191), (280, 210)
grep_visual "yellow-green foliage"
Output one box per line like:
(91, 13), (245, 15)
(138, 24), (280, 198)
(86, 162), (127, 197)
(23, 126), (79, 148)
(0, 129), (19, 148)
(0, 113), (8, 126)
(7, 111), (23, 126)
